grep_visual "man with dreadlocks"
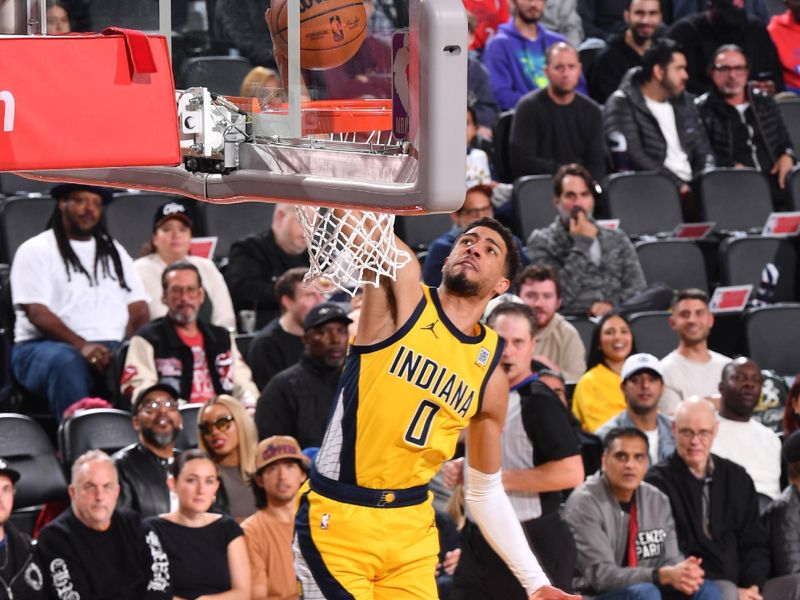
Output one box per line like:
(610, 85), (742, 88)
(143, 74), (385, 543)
(10, 183), (149, 422)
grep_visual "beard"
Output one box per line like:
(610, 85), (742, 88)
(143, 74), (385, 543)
(170, 307), (198, 324)
(630, 26), (652, 46)
(142, 425), (180, 449)
(443, 269), (481, 297)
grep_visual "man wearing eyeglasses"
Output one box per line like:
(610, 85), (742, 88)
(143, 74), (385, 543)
(122, 261), (259, 409)
(113, 384), (183, 518)
(696, 44), (795, 210)
(647, 397), (800, 600)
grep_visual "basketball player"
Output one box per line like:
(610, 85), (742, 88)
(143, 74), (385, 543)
(294, 216), (579, 600)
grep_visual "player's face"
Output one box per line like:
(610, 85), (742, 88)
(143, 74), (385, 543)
(599, 316), (633, 364)
(60, 191), (103, 239)
(174, 457), (219, 515)
(514, 0), (545, 24)
(603, 436), (649, 500)
(163, 268), (205, 324)
(518, 278), (560, 327)
(443, 226), (510, 298)
(286, 283), (324, 327)
(624, 0), (661, 45)
(303, 321), (349, 367)
(69, 460), (119, 531)
(622, 371), (663, 414)
(153, 218), (192, 261)
(658, 52), (688, 97)
(545, 47), (581, 96)
(710, 50), (749, 99)
(493, 313), (535, 386)
(0, 475), (14, 527)
(134, 391), (182, 449)
(669, 298), (714, 346)
(258, 458), (306, 504)
(555, 175), (594, 220)
(200, 404), (240, 462)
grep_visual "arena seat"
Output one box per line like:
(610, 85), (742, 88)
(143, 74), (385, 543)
(627, 311), (676, 359)
(788, 164), (800, 212)
(395, 213), (453, 257)
(58, 408), (138, 467)
(0, 195), (56, 263)
(699, 168), (773, 232)
(777, 97), (800, 153)
(605, 171), (682, 236)
(175, 403), (202, 451)
(234, 333), (256, 363)
(0, 173), (54, 196)
(513, 175), (556, 239)
(104, 192), (190, 258)
(635, 240), (709, 293)
(202, 201), (276, 260)
(490, 110), (515, 184)
(180, 56), (255, 97)
(745, 304), (800, 375)
(719, 236), (797, 303)
(565, 316), (594, 355)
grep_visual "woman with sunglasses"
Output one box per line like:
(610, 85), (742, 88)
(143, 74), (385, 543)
(197, 395), (259, 521)
(146, 449), (251, 599)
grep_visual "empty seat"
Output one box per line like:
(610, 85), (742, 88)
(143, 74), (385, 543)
(395, 213), (454, 255)
(513, 175), (556, 239)
(491, 110), (515, 184)
(719, 236), (797, 303)
(627, 311), (677, 359)
(0, 196), (56, 263)
(203, 201), (276, 259)
(605, 171), (682, 236)
(0, 173), (54, 196)
(180, 56), (255, 97)
(58, 408), (138, 466)
(175, 403), (202, 451)
(778, 98), (800, 154)
(788, 164), (800, 212)
(745, 304), (800, 375)
(565, 316), (594, 358)
(104, 193), (188, 258)
(635, 240), (709, 293)
(699, 168), (773, 232)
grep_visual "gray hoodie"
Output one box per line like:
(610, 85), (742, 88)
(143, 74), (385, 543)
(563, 471), (684, 594)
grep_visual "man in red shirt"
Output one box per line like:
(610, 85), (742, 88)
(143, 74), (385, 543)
(768, 0), (800, 94)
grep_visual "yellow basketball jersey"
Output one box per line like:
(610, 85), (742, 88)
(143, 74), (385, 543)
(314, 284), (503, 490)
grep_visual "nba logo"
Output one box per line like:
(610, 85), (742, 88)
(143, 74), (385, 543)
(329, 15), (344, 42)
(476, 347), (491, 367)
(321, 513), (331, 529)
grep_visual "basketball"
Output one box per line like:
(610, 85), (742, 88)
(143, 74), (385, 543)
(269, 0), (368, 71)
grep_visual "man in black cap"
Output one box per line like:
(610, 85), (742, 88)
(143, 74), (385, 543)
(0, 459), (45, 599)
(113, 384), (183, 518)
(255, 302), (351, 447)
(10, 183), (149, 422)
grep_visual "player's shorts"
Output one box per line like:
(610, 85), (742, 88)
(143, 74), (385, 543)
(294, 472), (440, 600)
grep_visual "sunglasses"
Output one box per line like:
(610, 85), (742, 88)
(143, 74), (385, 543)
(198, 415), (234, 435)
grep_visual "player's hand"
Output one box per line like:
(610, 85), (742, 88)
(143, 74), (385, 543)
(568, 208), (597, 240)
(442, 458), (464, 489)
(528, 585), (582, 599)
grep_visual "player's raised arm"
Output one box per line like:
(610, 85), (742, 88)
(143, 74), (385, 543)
(466, 368), (582, 600)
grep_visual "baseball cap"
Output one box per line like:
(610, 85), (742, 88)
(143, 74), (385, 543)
(0, 458), (20, 484)
(153, 200), (193, 232)
(784, 431), (800, 463)
(255, 436), (310, 472)
(303, 302), (353, 332)
(482, 292), (524, 322)
(133, 383), (180, 413)
(50, 183), (114, 205)
(621, 353), (664, 382)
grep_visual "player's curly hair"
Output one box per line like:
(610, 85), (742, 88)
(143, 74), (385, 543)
(459, 217), (521, 282)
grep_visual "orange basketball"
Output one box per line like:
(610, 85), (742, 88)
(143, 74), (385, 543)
(269, 0), (368, 71)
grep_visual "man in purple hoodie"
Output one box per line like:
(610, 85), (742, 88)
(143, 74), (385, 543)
(483, 0), (588, 110)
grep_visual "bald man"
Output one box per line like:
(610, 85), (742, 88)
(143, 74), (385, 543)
(647, 398), (800, 600)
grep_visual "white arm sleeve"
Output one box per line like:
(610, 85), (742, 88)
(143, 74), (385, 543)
(464, 466), (551, 596)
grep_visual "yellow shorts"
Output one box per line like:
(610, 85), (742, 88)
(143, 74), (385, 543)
(294, 484), (440, 600)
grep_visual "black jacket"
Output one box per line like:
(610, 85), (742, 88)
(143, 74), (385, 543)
(695, 86), (794, 170)
(0, 521), (45, 600)
(645, 452), (770, 588)
(224, 230), (310, 330)
(247, 317), (304, 390)
(255, 354), (341, 448)
(113, 443), (179, 519)
(589, 32), (646, 104)
(603, 67), (715, 186)
(763, 485), (800, 577)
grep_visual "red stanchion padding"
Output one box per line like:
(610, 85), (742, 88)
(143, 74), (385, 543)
(0, 30), (181, 171)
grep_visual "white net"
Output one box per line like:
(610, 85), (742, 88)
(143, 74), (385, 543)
(296, 206), (412, 296)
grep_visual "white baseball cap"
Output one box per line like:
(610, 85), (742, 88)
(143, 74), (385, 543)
(621, 353), (663, 382)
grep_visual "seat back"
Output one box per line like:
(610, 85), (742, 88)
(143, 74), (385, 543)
(175, 403), (202, 450)
(699, 168), (773, 232)
(395, 213), (454, 255)
(777, 98), (800, 153)
(628, 311), (676, 359)
(719, 236), (797, 302)
(104, 193), (190, 258)
(0, 196), (57, 263)
(605, 172), (683, 235)
(565, 316), (594, 359)
(745, 304), (800, 375)
(635, 240), (709, 293)
(0, 413), (67, 508)
(490, 110), (515, 184)
(0, 174), (54, 196)
(513, 175), (556, 239)
(58, 408), (138, 466)
(202, 201), (276, 260)
(180, 56), (255, 97)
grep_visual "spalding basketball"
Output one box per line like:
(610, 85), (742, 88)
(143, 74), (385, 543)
(269, 0), (368, 71)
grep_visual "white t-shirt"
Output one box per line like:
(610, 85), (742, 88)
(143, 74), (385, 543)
(644, 428), (660, 466)
(644, 96), (693, 182)
(659, 349), (730, 415)
(712, 416), (782, 500)
(11, 230), (148, 342)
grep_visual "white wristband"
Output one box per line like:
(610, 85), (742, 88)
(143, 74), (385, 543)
(464, 466), (551, 595)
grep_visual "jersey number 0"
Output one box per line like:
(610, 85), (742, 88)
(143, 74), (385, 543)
(404, 400), (440, 447)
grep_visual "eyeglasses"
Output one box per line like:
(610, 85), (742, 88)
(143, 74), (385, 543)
(198, 415), (234, 435)
(459, 205), (494, 219)
(676, 428), (714, 441)
(139, 399), (179, 414)
(711, 64), (748, 75)
(167, 285), (201, 298)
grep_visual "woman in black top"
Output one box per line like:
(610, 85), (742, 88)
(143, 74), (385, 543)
(146, 449), (251, 600)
